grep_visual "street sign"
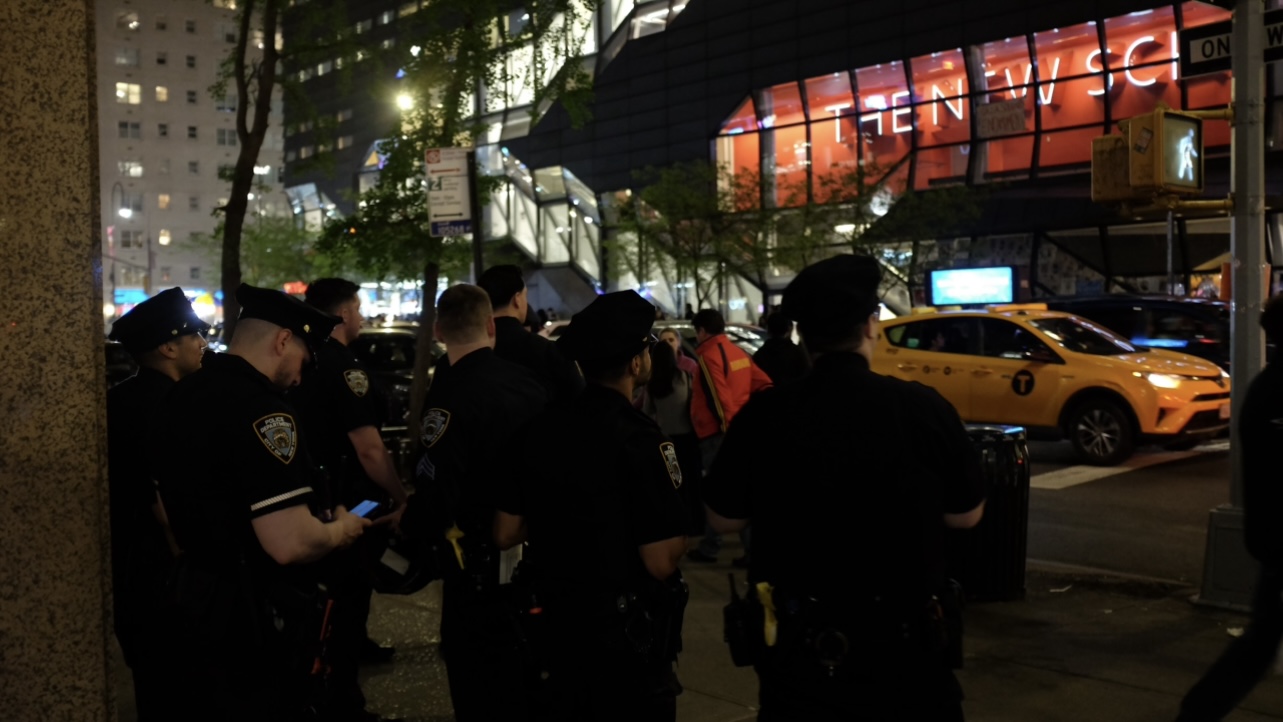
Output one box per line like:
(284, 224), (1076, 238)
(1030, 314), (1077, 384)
(425, 147), (473, 237)
(1178, 8), (1283, 78)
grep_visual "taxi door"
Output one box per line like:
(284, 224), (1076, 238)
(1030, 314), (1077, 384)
(968, 318), (1066, 428)
(879, 317), (979, 419)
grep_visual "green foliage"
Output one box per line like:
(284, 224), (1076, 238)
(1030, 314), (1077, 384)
(187, 216), (354, 290)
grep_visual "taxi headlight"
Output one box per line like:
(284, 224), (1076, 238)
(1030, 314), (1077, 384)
(1145, 373), (1182, 389)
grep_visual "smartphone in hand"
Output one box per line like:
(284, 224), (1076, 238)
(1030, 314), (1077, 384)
(350, 499), (387, 519)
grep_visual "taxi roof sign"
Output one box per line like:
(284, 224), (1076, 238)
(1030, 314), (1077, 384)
(986, 303), (1049, 313)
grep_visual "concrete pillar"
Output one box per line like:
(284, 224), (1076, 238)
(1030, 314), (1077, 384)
(0, 1), (115, 720)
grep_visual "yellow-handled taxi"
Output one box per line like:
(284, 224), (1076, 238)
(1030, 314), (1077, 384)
(873, 304), (1230, 465)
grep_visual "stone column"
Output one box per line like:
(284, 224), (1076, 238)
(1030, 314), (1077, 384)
(0, 1), (115, 720)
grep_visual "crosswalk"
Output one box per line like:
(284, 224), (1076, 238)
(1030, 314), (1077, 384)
(1029, 439), (1230, 490)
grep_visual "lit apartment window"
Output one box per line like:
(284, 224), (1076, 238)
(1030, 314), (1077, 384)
(189, 195), (200, 210)
(156, 86), (169, 102)
(158, 194), (171, 210)
(185, 20), (196, 33)
(299, 120), (313, 132)
(118, 160), (144, 177)
(354, 19), (372, 33)
(400, 2), (419, 17)
(336, 108), (354, 122)
(117, 121), (141, 139)
(336, 135), (354, 150)
(380, 38), (395, 49)
(299, 146), (314, 159)
(157, 51), (167, 65)
(156, 15), (167, 30)
(118, 193), (144, 216)
(217, 128), (237, 146)
(116, 11), (139, 31)
(120, 231), (145, 249)
(158, 230), (172, 246)
(378, 10), (395, 24)
(186, 90), (198, 104)
(317, 60), (333, 76)
(213, 0), (238, 10)
(317, 142), (332, 154)
(216, 95), (236, 113)
(115, 48), (139, 67)
(115, 82), (141, 105)
(190, 267), (202, 280)
(188, 161), (200, 175)
(187, 126), (198, 139)
(186, 55), (196, 69)
(158, 123), (169, 138)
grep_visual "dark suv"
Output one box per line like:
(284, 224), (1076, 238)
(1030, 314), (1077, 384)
(1041, 295), (1229, 371)
(349, 324), (446, 426)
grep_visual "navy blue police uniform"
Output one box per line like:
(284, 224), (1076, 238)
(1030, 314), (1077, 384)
(152, 285), (341, 721)
(496, 291), (689, 722)
(404, 345), (547, 720)
(106, 287), (209, 721)
(703, 256), (986, 721)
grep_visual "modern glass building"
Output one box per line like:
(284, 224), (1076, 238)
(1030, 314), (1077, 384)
(284, 0), (1283, 320)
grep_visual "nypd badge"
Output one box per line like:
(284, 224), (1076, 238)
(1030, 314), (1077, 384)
(659, 442), (682, 489)
(421, 408), (451, 448)
(344, 369), (370, 397)
(255, 414), (298, 464)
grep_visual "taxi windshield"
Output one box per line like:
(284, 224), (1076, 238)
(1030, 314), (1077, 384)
(1028, 317), (1136, 356)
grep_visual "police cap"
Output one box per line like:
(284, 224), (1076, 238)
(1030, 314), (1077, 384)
(556, 290), (657, 365)
(783, 255), (882, 345)
(235, 283), (341, 357)
(108, 287), (210, 354)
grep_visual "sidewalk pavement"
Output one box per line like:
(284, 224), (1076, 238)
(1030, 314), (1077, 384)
(113, 555), (1283, 721)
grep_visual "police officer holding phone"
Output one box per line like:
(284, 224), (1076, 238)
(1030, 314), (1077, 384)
(106, 287), (208, 720)
(495, 290), (689, 722)
(153, 284), (371, 721)
(703, 255), (986, 721)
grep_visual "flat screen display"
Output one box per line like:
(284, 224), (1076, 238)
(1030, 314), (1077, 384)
(928, 267), (1015, 306)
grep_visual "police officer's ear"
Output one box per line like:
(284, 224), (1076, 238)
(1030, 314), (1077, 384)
(485, 315), (497, 340)
(273, 327), (295, 357)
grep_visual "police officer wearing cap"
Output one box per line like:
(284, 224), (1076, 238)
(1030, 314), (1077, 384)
(106, 287), (208, 720)
(400, 284), (548, 720)
(290, 278), (408, 721)
(152, 283), (372, 721)
(495, 290), (689, 722)
(703, 255), (986, 721)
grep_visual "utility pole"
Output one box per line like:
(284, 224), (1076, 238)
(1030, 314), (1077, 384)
(1196, 0), (1268, 610)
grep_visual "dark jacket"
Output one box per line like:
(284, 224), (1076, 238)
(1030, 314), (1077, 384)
(753, 337), (811, 386)
(492, 316), (584, 404)
(1241, 362), (1283, 565)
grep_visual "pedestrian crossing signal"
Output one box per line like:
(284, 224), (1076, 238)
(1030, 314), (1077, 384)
(1121, 107), (1204, 195)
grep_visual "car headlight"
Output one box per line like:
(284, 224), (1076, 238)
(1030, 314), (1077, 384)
(1144, 373), (1183, 389)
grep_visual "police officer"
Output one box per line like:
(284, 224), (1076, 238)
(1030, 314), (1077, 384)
(291, 278), (409, 721)
(153, 284), (371, 721)
(401, 284), (547, 720)
(474, 264), (583, 403)
(494, 290), (689, 722)
(703, 255), (986, 721)
(106, 287), (208, 720)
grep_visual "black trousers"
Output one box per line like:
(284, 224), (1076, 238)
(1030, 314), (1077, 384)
(1178, 566), (1283, 722)
(118, 625), (184, 722)
(440, 579), (538, 721)
(755, 643), (964, 721)
(537, 646), (678, 722)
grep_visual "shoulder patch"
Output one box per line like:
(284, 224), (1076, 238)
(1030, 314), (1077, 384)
(659, 441), (682, 489)
(421, 408), (451, 448)
(254, 414), (298, 464)
(343, 369), (370, 397)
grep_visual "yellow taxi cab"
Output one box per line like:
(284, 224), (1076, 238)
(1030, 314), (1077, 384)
(873, 304), (1231, 466)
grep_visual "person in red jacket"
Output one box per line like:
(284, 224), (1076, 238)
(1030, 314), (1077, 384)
(687, 309), (772, 565)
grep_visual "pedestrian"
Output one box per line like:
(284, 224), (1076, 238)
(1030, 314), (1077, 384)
(657, 327), (699, 377)
(639, 337), (704, 535)
(495, 291), (689, 722)
(686, 308), (772, 566)
(400, 284), (548, 720)
(106, 287), (208, 720)
(703, 254), (986, 720)
(752, 313), (810, 385)
(1176, 294), (1283, 722)
(153, 284), (372, 721)
(462, 265), (582, 404)
(291, 278), (409, 721)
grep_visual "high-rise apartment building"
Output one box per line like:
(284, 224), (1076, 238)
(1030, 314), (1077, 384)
(97, 0), (285, 323)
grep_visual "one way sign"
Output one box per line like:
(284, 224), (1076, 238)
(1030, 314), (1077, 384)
(1179, 8), (1283, 77)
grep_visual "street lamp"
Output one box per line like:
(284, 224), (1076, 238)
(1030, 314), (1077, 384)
(107, 180), (153, 295)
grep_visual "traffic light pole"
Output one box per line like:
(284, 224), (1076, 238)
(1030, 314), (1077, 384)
(1195, 0), (1267, 611)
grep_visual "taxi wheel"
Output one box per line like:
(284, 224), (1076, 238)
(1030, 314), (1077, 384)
(1068, 400), (1134, 466)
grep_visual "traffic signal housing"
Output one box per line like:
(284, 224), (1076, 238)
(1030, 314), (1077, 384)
(1122, 107), (1204, 194)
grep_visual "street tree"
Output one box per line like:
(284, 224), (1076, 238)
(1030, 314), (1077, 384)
(316, 0), (598, 439)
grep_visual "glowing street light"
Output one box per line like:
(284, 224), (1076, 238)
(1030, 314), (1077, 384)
(396, 93), (414, 111)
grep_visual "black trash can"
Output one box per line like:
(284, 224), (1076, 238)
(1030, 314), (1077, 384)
(945, 424), (1031, 603)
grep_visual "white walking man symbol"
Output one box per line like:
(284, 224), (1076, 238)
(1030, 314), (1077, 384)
(1176, 129), (1198, 182)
